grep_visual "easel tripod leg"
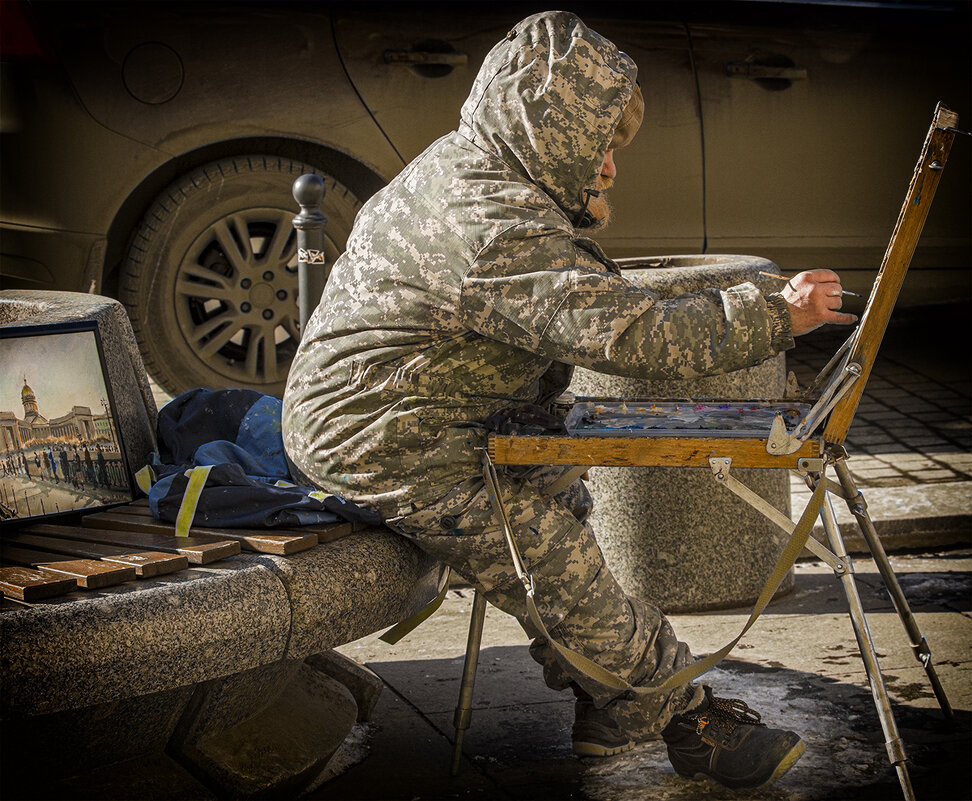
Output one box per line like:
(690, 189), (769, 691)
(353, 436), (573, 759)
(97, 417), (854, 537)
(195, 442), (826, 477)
(451, 589), (488, 776)
(817, 487), (916, 801)
(833, 459), (953, 720)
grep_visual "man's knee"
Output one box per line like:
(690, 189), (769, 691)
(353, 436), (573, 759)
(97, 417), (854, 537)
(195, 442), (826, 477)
(391, 474), (606, 622)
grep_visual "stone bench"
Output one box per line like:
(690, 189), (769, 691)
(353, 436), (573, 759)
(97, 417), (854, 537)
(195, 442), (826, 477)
(0, 290), (443, 799)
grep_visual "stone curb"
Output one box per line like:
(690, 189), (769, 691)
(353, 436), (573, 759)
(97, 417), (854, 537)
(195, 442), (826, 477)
(806, 480), (972, 554)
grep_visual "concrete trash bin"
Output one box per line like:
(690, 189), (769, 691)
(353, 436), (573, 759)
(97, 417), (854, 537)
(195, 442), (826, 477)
(570, 255), (793, 612)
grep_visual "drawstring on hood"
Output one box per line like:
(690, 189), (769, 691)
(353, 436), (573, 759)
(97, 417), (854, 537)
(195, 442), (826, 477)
(577, 187), (601, 229)
(458, 11), (639, 227)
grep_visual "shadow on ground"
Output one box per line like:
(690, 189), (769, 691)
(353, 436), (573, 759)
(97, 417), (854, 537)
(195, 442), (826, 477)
(309, 646), (970, 801)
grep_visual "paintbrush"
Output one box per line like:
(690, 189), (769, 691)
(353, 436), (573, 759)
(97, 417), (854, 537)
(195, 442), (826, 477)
(758, 271), (863, 298)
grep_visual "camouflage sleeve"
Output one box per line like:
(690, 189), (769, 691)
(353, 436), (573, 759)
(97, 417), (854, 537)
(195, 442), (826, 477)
(460, 227), (794, 380)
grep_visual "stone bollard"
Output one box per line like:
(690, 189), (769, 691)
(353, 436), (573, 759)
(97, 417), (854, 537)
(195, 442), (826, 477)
(570, 255), (793, 612)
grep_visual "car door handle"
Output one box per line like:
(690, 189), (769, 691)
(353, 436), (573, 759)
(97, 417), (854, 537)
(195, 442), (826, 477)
(725, 61), (807, 80)
(383, 49), (468, 67)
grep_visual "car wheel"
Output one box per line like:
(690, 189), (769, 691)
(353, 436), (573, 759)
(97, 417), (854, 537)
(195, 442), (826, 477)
(120, 155), (361, 397)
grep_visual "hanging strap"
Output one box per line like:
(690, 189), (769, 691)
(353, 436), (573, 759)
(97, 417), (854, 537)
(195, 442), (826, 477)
(379, 566), (452, 644)
(823, 477), (853, 499)
(481, 451), (828, 695)
(376, 464), (587, 646)
(637, 477), (827, 692)
(483, 454), (631, 691)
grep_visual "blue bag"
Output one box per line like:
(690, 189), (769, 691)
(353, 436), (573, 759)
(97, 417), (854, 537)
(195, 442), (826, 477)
(141, 388), (380, 531)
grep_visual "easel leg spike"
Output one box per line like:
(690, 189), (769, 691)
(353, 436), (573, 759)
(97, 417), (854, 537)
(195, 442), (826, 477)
(451, 589), (488, 776)
(812, 471), (916, 801)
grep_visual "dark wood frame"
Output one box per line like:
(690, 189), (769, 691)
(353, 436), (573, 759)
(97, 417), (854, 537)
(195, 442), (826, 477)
(0, 320), (136, 527)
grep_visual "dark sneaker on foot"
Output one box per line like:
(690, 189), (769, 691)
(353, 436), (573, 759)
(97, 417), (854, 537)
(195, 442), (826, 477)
(661, 686), (805, 790)
(572, 698), (635, 757)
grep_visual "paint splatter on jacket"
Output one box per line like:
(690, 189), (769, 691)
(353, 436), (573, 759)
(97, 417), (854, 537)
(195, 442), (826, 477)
(282, 11), (793, 518)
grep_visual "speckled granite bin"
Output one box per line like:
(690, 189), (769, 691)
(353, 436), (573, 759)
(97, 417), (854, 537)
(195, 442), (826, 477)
(570, 256), (794, 612)
(0, 291), (444, 799)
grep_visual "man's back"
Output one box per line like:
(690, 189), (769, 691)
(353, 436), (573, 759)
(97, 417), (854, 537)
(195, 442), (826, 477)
(282, 127), (579, 517)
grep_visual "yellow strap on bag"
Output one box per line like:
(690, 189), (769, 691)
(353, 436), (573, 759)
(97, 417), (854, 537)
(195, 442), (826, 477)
(135, 465), (156, 495)
(174, 465), (213, 538)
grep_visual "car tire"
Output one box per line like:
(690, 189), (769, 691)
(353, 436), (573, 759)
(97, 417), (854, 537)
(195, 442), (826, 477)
(120, 155), (361, 398)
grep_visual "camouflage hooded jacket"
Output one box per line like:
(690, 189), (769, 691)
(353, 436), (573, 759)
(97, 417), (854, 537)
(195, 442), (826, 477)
(282, 11), (793, 518)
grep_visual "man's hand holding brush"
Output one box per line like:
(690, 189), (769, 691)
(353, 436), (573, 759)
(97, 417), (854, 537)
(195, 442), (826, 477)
(763, 269), (859, 336)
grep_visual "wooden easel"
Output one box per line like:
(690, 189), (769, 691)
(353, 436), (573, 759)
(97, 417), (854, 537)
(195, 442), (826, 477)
(451, 104), (961, 798)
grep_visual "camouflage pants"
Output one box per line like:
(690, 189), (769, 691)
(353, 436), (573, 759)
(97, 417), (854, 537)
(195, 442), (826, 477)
(387, 464), (702, 736)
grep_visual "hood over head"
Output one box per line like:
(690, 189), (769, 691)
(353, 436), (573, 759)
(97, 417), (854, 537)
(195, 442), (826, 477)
(458, 11), (639, 226)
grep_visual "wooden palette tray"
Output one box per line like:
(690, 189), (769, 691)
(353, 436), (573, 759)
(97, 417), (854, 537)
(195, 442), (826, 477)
(490, 397), (821, 469)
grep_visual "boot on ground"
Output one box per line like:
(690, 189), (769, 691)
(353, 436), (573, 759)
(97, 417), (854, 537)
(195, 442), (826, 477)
(661, 686), (805, 790)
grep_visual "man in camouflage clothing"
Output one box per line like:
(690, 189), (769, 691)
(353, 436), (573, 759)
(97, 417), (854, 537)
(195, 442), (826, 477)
(283, 11), (855, 790)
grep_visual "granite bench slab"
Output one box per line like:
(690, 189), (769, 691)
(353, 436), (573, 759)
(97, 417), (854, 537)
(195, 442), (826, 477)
(1, 525), (441, 719)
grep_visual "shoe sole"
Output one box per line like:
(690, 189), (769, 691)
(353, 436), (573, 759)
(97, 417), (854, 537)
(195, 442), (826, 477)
(677, 739), (806, 789)
(572, 739), (636, 758)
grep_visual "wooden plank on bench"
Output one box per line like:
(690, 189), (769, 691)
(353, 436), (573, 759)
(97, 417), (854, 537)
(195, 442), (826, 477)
(0, 566), (77, 602)
(6, 528), (188, 578)
(104, 503), (152, 517)
(0, 545), (136, 590)
(102, 502), (356, 545)
(40, 525), (240, 565)
(82, 512), (318, 555)
(304, 521), (355, 544)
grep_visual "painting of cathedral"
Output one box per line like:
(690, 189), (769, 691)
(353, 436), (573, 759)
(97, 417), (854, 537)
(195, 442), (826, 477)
(0, 323), (133, 522)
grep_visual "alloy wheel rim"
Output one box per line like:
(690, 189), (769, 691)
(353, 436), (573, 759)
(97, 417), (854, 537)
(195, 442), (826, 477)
(173, 206), (305, 386)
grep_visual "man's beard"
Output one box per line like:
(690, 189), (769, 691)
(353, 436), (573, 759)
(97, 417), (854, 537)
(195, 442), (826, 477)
(585, 174), (613, 231)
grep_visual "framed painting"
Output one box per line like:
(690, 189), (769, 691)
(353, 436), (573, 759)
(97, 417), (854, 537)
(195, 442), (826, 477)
(0, 321), (136, 525)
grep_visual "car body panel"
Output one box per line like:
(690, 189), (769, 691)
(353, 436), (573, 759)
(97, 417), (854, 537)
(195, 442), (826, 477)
(689, 16), (970, 302)
(335, 11), (707, 256)
(1, 3), (403, 293)
(57, 5), (401, 174)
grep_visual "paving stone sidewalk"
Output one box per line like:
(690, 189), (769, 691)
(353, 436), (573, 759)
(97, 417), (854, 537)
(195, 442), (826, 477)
(318, 548), (971, 801)
(789, 306), (971, 493)
(786, 306), (971, 551)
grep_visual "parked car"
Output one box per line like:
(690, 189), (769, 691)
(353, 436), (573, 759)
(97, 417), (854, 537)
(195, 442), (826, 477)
(2, 1), (968, 396)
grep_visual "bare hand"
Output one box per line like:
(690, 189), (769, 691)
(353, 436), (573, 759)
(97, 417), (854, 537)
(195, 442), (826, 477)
(781, 269), (858, 336)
